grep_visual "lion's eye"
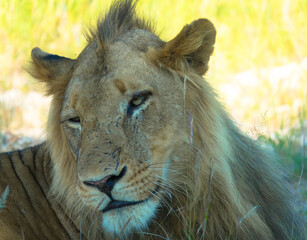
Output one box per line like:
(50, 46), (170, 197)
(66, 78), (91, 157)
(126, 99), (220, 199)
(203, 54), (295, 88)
(68, 116), (81, 123)
(127, 91), (152, 116)
(131, 96), (145, 107)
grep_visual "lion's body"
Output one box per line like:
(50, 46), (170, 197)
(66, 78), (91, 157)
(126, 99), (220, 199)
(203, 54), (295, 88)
(0, 0), (304, 239)
(0, 144), (82, 240)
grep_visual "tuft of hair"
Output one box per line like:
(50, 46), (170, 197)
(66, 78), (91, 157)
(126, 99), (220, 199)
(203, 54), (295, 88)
(85, 0), (154, 46)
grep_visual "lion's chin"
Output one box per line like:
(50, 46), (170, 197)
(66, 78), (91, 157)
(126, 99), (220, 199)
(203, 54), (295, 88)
(101, 199), (159, 237)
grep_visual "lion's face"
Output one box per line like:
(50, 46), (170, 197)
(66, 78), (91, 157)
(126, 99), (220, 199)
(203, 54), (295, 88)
(60, 31), (187, 235)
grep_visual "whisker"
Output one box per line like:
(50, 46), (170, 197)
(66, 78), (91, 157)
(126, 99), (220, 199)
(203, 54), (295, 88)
(144, 187), (175, 218)
(145, 178), (177, 199)
(150, 174), (188, 194)
(146, 176), (186, 199)
(147, 179), (179, 199)
(147, 166), (185, 176)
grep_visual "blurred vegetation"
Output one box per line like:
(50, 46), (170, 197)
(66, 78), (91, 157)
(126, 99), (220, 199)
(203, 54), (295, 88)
(0, 0), (306, 89)
(259, 110), (306, 177)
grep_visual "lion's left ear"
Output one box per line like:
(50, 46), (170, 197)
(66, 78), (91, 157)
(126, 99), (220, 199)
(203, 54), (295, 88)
(27, 47), (76, 96)
(156, 19), (216, 75)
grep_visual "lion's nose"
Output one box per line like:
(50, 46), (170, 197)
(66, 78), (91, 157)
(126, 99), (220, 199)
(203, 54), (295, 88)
(83, 166), (127, 199)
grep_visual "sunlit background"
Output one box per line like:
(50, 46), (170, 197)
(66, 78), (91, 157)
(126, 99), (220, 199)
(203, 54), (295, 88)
(0, 0), (306, 221)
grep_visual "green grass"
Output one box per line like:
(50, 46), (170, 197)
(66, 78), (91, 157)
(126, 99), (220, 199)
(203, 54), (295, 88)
(258, 109), (306, 229)
(259, 127), (306, 177)
(0, 186), (9, 212)
(259, 106), (306, 178)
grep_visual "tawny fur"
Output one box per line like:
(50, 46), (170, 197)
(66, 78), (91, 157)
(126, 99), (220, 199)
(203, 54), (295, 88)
(0, 0), (304, 239)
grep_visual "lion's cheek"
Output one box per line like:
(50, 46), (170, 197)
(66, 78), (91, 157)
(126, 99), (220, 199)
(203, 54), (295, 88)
(150, 127), (186, 167)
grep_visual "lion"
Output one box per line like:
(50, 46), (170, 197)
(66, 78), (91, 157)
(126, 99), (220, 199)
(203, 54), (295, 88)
(0, 0), (304, 239)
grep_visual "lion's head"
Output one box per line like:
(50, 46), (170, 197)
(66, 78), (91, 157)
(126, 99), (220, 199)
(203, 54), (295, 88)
(28, 1), (303, 239)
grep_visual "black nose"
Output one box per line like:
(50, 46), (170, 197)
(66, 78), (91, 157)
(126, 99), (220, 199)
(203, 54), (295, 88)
(83, 166), (127, 199)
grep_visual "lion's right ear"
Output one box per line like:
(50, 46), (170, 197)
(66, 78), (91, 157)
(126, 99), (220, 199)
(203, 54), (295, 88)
(28, 47), (75, 96)
(154, 19), (216, 76)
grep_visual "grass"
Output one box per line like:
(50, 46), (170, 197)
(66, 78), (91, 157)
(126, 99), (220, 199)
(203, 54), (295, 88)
(0, 186), (9, 212)
(259, 124), (306, 177)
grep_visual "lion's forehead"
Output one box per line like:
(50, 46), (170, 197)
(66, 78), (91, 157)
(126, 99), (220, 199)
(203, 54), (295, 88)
(73, 29), (161, 78)
(64, 77), (150, 119)
(63, 59), (166, 123)
(63, 28), (167, 113)
(68, 43), (157, 95)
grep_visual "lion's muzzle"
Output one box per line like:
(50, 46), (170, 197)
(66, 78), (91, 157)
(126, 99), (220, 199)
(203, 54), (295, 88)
(83, 166), (127, 199)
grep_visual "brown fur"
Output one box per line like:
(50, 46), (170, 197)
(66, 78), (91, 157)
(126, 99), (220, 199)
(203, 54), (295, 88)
(0, 0), (304, 239)
(114, 79), (127, 93)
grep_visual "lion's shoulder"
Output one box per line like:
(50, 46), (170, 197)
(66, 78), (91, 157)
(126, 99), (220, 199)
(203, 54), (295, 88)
(0, 143), (83, 239)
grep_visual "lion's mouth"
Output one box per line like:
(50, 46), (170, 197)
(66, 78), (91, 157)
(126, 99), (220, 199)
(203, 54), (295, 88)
(102, 181), (161, 213)
(102, 199), (145, 213)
